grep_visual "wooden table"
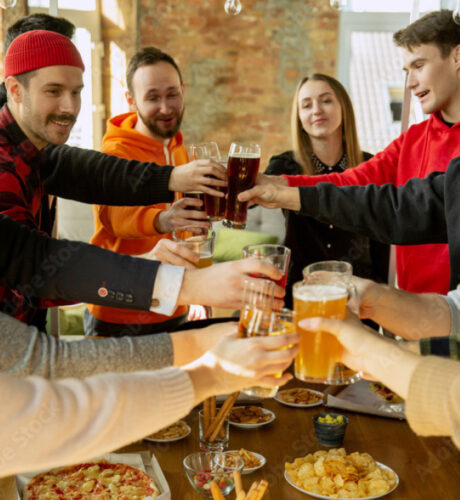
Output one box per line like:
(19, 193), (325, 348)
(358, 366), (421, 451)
(120, 386), (460, 499)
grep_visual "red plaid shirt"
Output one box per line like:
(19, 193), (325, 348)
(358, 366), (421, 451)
(0, 105), (68, 327)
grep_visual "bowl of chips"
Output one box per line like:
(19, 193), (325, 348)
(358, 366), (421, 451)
(313, 412), (348, 447)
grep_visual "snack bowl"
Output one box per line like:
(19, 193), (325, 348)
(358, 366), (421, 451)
(313, 412), (348, 447)
(229, 407), (275, 429)
(183, 451), (244, 498)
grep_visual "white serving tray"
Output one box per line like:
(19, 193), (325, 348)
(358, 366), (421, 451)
(16, 451), (170, 499)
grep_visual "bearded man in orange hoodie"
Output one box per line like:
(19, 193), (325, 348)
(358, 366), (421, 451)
(85, 47), (209, 337)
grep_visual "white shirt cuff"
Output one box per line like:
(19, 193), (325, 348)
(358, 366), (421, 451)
(150, 264), (185, 316)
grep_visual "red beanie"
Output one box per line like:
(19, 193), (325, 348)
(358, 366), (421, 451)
(4, 30), (85, 79)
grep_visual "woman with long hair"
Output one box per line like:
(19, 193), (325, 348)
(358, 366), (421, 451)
(265, 73), (388, 307)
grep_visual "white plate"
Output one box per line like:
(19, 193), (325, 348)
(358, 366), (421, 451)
(229, 408), (275, 429)
(284, 462), (399, 499)
(143, 422), (191, 443)
(275, 388), (324, 408)
(227, 450), (266, 474)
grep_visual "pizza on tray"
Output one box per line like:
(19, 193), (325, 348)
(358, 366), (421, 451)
(23, 460), (160, 499)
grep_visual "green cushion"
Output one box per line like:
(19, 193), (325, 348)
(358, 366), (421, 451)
(213, 228), (278, 262)
(46, 304), (86, 336)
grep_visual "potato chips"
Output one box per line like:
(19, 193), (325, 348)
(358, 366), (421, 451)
(285, 448), (397, 498)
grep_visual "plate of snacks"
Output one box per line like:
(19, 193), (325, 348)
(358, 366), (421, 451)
(275, 387), (324, 408)
(227, 449), (266, 474)
(144, 420), (191, 442)
(228, 406), (275, 428)
(284, 448), (399, 499)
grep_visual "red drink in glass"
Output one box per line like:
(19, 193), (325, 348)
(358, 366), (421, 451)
(204, 185), (227, 221)
(183, 191), (205, 211)
(224, 153), (260, 229)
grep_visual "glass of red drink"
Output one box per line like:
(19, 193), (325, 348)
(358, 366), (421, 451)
(242, 244), (291, 289)
(189, 142), (227, 221)
(223, 142), (261, 229)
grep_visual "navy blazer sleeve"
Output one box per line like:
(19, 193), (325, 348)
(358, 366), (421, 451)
(42, 145), (175, 205)
(298, 171), (447, 245)
(0, 215), (158, 310)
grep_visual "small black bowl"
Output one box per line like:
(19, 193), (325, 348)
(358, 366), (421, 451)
(313, 412), (348, 447)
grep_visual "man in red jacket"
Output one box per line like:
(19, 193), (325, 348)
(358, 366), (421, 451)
(246, 10), (460, 295)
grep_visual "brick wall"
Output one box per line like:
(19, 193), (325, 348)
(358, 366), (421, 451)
(103, 0), (339, 168)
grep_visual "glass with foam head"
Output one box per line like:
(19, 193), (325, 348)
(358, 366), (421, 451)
(173, 228), (215, 268)
(294, 261), (360, 385)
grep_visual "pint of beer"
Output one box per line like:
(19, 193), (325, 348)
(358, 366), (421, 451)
(223, 143), (260, 230)
(293, 276), (360, 385)
(239, 305), (295, 398)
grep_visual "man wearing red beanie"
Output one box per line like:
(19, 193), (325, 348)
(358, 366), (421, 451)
(0, 29), (237, 330)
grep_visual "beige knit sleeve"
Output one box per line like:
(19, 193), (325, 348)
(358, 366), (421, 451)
(405, 356), (460, 448)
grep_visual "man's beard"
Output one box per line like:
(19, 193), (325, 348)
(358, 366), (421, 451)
(138, 107), (185, 139)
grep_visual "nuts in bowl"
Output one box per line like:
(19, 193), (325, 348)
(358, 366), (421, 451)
(229, 406), (275, 428)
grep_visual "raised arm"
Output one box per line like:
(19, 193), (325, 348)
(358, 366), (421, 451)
(354, 277), (450, 340)
(297, 171), (447, 245)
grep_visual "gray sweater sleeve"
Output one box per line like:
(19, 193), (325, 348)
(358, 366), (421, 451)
(0, 313), (173, 379)
(444, 286), (460, 336)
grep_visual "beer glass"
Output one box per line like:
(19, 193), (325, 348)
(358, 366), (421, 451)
(239, 307), (295, 398)
(189, 142), (227, 221)
(173, 229), (215, 268)
(293, 261), (360, 385)
(223, 142), (261, 229)
(242, 244), (291, 289)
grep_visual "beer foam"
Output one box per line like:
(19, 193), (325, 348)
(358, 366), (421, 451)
(229, 152), (260, 159)
(293, 284), (347, 301)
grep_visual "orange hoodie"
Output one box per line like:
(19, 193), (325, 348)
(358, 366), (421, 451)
(88, 112), (188, 324)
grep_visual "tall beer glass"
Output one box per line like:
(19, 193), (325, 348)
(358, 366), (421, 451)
(239, 307), (295, 398)
(293, 261), (360, 385)
(189, 142), (227, 221)
(223, 142), (260, 229)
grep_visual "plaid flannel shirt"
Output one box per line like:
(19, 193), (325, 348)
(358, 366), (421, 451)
(0, 105), (64, 327)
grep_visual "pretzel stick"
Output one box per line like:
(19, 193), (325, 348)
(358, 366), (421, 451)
(253, 480), (268, 499)
(210, 395), (216, 418)
(204, 392), (239, 441)
(210, 480), (225, 500)
(236, 491), (246, 500)
(233, 469), (243, 496)
(245, 481), (259, 500)
(203, 398), (211, 434)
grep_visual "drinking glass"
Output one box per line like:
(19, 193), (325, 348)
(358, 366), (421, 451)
(198, 409), (229, 451)
(189, 142), (227, 221)
(173, 229), (215, 268)
(239, 307), (296, 398)
(223, 142), (261, 229)
(242, 244), (291, 290)
(294, 260), (361, 385)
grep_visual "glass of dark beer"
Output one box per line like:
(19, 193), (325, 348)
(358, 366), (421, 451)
(223, 142), (261, 229)
(189, 142), (227, 221)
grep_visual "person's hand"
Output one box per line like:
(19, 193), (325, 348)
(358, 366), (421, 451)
(351, 276), (385, 319)
(154, 198), (210, 234)
(185, 332), (299, 402)
(178, 259), (286, 310)
(168, 160), (227, 196)
(140, 238), (200, 269)
(299, 312), (395, 378)
(300, 312), (421, 400)
(237, 174), (300, 210)
(171, 321), (238, 365)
